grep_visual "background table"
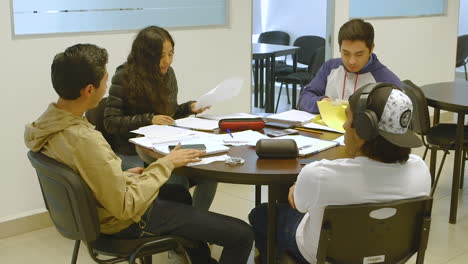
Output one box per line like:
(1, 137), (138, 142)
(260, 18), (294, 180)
(252, 43), (300, 112)
(137, 129), (347, 264)
(421, 81), (468, 224)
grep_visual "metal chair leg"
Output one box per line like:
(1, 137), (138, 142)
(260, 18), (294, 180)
(464, 63), (467, 81)
(460, 149), (467, 189)
(71, 240), (80, 264)
(285, 84), (291, 104)
(431, 150), (449, 196)
(275, 82), (284, 113)
(422, 147), (429, 160)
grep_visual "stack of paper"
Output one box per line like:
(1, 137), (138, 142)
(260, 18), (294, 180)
(129, 125), (211, 149)
(266, 109), (317, 126)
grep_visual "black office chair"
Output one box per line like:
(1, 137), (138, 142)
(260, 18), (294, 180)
(275, 46), (325, 112)
(27, 150), (193, 264)
(86, 97), (114, 148)
(275, 35), (326, 75)
(273, 35), (326, 107)
(280, 196), (433, 264)
(258, 30), (291, 64)
(401, 80), (468, 195)
(456, 35), (468, 81)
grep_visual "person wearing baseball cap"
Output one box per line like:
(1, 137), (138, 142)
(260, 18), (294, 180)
(249, 83), (431, 264)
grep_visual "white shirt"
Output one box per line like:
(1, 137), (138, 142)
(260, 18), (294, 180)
(294, 154), (431, 263)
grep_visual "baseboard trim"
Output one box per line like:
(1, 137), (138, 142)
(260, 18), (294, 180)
(0, 212), (52, 239)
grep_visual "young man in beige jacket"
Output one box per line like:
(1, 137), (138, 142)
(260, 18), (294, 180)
(24, 43), (253, 264)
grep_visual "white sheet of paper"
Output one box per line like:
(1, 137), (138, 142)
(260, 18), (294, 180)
(186, 155), (229, 167)
(175, 117), (219, 131)
(196, 112), (261, 121)
(194, 78), (244, 110)
(302, 122), (344, 134)
(266, 110), (317, 125)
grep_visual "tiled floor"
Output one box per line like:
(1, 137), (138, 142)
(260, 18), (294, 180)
(2, 78), (468, 263)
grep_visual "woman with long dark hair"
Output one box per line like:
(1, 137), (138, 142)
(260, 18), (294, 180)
(104, 26), (217, 212)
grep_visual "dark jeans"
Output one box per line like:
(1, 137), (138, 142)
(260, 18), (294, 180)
(112, 184), (254, 264)
(249, 203), (309, 264)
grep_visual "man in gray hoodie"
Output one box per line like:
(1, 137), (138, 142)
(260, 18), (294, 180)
(298, 19), (401, 114)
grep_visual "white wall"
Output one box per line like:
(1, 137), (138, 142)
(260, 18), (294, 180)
(331, 0), (459, 85)
(460, 0), (468, 35)
(252, 0), (327, 44)
(0, 0), (252, 222)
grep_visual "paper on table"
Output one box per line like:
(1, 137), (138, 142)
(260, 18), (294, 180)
(317, 100), (347, 133)
(187, 155), (229, 167)
(194, 78), (244, 110)
(303, 116), (344, 134)
(221, 130), (269, 146)
(196, 112), (262, 121)
(333, 135), (345, 145)
(276, 135), (339, 156)
(175, 117), (219, 131)
(266, 109), (317, 125)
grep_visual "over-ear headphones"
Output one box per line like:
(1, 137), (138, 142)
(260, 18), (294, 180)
(353, 82), (402, 140)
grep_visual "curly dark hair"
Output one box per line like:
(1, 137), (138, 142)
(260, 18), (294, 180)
(51, 44), (108, 100)
(338, 19), (374, 50)
(124, 26), (174, 112)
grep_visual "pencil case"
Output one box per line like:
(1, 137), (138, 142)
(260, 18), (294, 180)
(255, 139), (298, 158)
(218, 118), (265, 131)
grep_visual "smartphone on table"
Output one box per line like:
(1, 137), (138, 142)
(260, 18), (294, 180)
(168, 144), (207, 150)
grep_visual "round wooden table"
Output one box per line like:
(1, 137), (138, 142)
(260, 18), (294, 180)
(137, 129), (348, 264)
(421, 80), (468, 224)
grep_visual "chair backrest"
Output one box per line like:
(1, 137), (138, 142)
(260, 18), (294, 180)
(317, 196), (433, 264)
(258, 31), (290, 46)
(85, 97), (113, 146)
(456, 34), (468, 67)
(293, 35), (326, 65)
(27, 151), (100, 243)
(401, 80), (431, 136)
(308, 46), (326, 76)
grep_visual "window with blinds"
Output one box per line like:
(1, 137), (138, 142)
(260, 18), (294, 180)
(12, 0), (227, 35)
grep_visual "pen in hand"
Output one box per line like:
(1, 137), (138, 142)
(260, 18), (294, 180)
(226, 129), (234, 138)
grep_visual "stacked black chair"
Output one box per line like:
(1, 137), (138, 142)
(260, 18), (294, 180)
(401, 80), (468, 195)
(275, 46), (325, 112)
(274, 35), (325, 107)
(27, 150), (193, 264)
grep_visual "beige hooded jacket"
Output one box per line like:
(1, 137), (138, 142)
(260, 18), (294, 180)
(24, 104), (174, 234)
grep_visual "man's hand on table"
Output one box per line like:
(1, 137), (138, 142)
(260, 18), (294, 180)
(165, 143), (206, 168)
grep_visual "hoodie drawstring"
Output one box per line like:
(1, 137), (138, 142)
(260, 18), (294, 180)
(341, 71), (360, 100)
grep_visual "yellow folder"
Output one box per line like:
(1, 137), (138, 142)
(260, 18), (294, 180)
(316, 100), (348, 133)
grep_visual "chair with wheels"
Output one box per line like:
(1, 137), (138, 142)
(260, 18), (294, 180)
(27, 150), (193, 264)
(275, 46), (325, 112)
(401, 80), (468, 195)
(456, 34), (468, 81)
(280, 196), (433, 264)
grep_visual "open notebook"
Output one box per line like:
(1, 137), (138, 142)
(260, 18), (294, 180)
(276, 135), (340, 157)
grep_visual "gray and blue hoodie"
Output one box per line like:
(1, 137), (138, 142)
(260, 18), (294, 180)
(298, 54), (401, 113)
